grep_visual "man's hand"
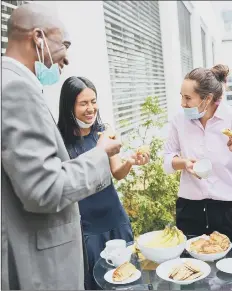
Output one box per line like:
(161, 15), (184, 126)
(127, 153), (150, 166)
(96, 132), (122, 157)
(228, 137), (232, 152)
(184, 158), (201, 179)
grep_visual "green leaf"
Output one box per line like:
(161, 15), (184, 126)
(114, 96), (180, 237)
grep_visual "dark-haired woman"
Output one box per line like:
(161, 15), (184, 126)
(164, 64), (232, 240)
(58, 76), (149, 289)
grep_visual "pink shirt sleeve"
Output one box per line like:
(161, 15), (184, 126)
(163, 120), (181, 174)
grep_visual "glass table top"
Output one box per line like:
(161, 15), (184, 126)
(93, 241), (232, 290)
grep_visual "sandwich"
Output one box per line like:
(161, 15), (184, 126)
(112, 262), (137, 282)
(136, 145), (150, 155)
(97, 126), (116, 139)
(169, 260), (203, 281)
(222, 128), (232, 137)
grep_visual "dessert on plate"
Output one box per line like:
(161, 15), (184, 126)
(169, 260), (203, 281)
(112, 262), (137, 282)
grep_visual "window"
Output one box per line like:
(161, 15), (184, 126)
(103, 1), (166, 136)
(227, 85), (232, 91)
(222, 10), (232, 33)
(2, 29), (8, 38)
(1, 1), (32, 56)
(177, 1), (193, 77)
(227, 75), (232, 83)
(2, 5), (8, 11)
(212, 42), (215, 65)
(227, 94), (232, 101)
(201, 28), (206, 67)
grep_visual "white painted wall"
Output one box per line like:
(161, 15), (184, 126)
(220, 41), (232, 70)
(35, 1), (114, 126)
(191, 1), (224, 66)
(35, 1), (224, 126)
(159, 1), (223, 121)
(159, 1), (183, 121)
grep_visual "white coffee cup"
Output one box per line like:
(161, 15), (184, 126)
(106, 247), (132, 267)
(193, 158), (212, 179)
(104, 239), (126, 257)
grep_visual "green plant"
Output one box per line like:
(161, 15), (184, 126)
(115, 96), (180, 237)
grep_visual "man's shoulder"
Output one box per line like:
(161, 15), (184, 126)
(2, 67), (42, 98)
(2, 57), (42, 91)
(2, 65), (22, 87)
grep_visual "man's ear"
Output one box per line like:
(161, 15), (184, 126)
(32, 28), (43, 49)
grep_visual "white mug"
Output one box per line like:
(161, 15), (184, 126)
(193, 158), (212, 179)
(104, 239), (126, 257)
(106, 247), (132, 267)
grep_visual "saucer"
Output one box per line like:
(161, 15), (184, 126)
(216, 258), (232, 274)
(100, 249), (107, 259)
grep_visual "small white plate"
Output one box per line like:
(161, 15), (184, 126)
(100, 249), (106, 259)
(104, 268), (141, 284)
(156, 258), (211, 285)
(216, 258), (232, 274)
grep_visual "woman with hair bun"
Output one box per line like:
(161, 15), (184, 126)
(164, 64), (232, 240)
(211, 64), (229, 105)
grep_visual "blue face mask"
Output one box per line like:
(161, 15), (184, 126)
(35, 62), (60, 86)
(183, 99), (209, 120)
(35, 30), (60, 86)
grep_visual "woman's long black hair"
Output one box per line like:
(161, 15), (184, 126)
(57, 76), (103, 151)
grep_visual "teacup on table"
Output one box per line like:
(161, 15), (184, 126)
(193, 159), (212, 179)
(106, 247), (132, 267)
(104, 239), (126, 256)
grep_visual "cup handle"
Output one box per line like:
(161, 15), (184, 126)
(106, 258), (114, 266)
(105, 250), (115, 266)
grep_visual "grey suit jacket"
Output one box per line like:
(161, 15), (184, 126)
(1, 59), (111, 290)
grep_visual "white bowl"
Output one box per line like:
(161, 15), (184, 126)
(156, 258), (211, 285)
(193, 159), (212, 179)
(137, 230), (186, 263)
(186, 235), (232, 262)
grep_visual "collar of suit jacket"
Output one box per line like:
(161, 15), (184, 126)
(2, 56), (43, 91)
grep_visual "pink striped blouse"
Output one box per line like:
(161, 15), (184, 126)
(164, 102), (232, 201)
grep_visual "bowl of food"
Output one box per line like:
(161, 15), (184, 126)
(137, 226), (187, 263)
(186, 231), (232, 262)
(156, 258), (211, 285)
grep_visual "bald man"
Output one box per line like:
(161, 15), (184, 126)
(2, 3), (121, 290)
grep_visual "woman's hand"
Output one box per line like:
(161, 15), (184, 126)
(228, 137), (232, 152)
(184, 158), (201, 179)
(127, 153), (150, 166)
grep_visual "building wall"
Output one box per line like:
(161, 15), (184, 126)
(35, 1), (115, 125)
(2, 1), (226, 127)
(159, 1), (223, 121)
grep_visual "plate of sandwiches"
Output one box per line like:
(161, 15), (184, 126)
(104, 262), (141, 284)
(186, 231), (232, 262)
(156, 258), (211, 285)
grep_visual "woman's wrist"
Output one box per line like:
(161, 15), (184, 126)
(125, 159), (133, 167)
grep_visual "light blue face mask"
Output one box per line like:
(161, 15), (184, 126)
(35, 30), (60, 86)
(183, 98), (209, 120)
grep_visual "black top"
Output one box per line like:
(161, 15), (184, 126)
(68, 128), (130, 235)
